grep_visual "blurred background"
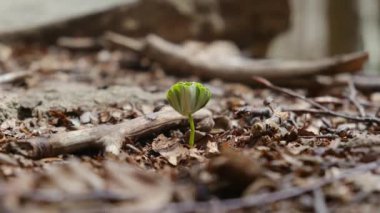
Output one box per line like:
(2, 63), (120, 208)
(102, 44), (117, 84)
(0, 0), (379, 72)
(268, 0), (380, 73)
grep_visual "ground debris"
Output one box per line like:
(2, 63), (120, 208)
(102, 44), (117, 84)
(0, 39), (378, 212)
(152, 134), (188, 166)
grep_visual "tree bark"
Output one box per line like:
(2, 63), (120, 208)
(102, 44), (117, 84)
(328, 0), (360, 55)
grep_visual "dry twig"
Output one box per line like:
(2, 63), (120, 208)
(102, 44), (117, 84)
(11, 109), (212, 158)
(0, 71), (31, 84)
(347, 80), (366, 117)
(253, 77), (380, 124)
(105, 32), (368, 88)
(313, 188), (329, 213)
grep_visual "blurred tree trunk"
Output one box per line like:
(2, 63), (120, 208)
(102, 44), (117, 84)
(328, 0), (360, 55)
(268, 0), (328, 60)
(358, 0), (380, 72)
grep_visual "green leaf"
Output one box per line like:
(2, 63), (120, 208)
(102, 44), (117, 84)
(166, 82), (211, 116)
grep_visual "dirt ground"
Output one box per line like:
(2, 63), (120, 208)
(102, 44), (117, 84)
(0, 41), (379, 212)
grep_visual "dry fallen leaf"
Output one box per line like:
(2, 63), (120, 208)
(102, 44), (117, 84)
(206, 141), (219, 155)
(152, 134), (188, 166)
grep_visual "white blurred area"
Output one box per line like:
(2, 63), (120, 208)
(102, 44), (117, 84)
(268, 0), (328, 60)
(0, 0), (132, 32)
(268, 0), (380, 72)
(358, 0), (380, 72)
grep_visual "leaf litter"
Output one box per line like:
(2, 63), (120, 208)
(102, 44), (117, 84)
(0, 40), (378, 212)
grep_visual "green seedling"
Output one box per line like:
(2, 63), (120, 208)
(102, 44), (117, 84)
(166, 82), (211, 147)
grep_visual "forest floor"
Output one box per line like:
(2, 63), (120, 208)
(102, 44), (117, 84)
(0, 40), (379, 212)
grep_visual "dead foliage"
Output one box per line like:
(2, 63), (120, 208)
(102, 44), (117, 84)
(0, 36), (379, 212)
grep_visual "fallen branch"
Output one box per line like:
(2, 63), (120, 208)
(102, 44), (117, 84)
(104, 32), (144, 53)
(283, 108), (380, 124)
(163, 160), (380, 212)
(347, 80), (366, 117)
(11, 109), (212, 158)
(313, 188), (329, 213)
(0, 71), (31, 84)
(145, 35), (367, 78)
(105, 32), (368, 88)
(253, 77), (380, 124)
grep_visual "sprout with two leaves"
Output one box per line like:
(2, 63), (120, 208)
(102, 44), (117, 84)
(166, 82), (211, 147)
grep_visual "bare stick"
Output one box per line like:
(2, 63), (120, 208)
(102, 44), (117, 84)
(283, 108), (380, 124)
(313, 188), (329, 213)
(105, 33), (368, 88)
(164, 160), (380, 212)
(104, 31), (144, 53)
(253, 77), (380, 124)
(13, 109), (212, 158)
(253, 77), (329, 110)
(347, 80), (366, 117)
(0, 71), (31, 84)
(144, 35), (367, 79)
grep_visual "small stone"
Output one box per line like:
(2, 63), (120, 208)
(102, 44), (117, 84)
(80, 112), (92, 124)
